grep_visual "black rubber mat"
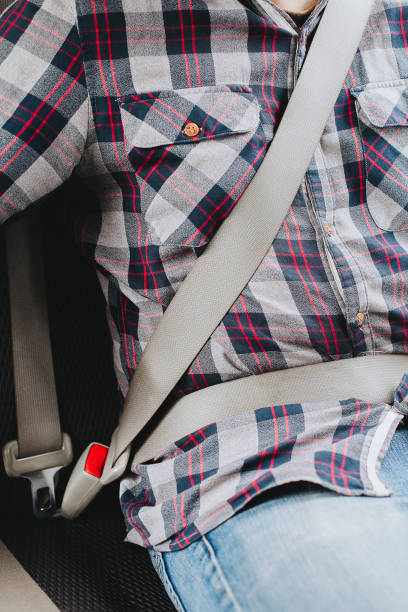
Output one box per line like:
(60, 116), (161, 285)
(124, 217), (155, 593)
(0, 177), (175, 611)
(1, 512), (173, 612)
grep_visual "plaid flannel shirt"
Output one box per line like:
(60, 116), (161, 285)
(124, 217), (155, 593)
(1, 0), (408, 552)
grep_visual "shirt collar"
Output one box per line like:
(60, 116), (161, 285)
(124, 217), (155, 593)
(243, 0), (329, 34)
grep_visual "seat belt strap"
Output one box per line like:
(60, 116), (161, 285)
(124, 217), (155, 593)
(5, 215), (62, 457)
(131, 354), (408, 465)
(3, 214), (72, 518)
(60, 0), (375, 519)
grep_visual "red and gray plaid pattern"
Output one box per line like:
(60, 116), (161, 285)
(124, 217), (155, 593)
(1, 0), (408, 551)
(352, 80), (408, 232)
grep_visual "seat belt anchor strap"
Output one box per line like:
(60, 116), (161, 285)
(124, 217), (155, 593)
(2, 433), (73, 519)
(59, 428), (131, 520)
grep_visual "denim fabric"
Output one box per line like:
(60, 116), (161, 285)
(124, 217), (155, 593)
(148, 423), (408, 611)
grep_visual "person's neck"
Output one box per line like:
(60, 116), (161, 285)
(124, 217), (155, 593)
(272, 0), (318, 14)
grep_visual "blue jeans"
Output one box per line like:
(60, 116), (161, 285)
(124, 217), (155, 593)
(148, 424), (408, 611)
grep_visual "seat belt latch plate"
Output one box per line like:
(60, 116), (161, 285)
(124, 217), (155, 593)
(2, 433), (73, 519)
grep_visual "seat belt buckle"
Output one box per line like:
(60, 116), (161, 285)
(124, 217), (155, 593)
(59, 428), (131, 520)
(2, 433), (73, 519)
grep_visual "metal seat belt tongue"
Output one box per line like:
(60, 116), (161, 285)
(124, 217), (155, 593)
(59, 0), (374, 520)
(2, 214), (73, 518)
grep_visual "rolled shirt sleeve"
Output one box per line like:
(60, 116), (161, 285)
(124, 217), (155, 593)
(0, 0), (89, 223)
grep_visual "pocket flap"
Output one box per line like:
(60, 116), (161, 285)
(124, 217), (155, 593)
(116, 84), (260, 149)
(350, 79), (408, 127)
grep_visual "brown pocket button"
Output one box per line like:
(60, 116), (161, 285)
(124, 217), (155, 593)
(183, 122), (200, 137)
(356, 312), (365, 326)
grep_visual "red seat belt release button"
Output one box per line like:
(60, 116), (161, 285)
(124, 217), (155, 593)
(84, 444), (109, 479)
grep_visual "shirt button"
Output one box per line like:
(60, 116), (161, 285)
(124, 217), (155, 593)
(325, 223), (333, 237)
(183, 122), (200, 137)
(356, 312), (365, 326)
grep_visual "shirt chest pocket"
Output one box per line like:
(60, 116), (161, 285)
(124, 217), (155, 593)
(116, 85), (267, 249)
(351, 79), (408, 233)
